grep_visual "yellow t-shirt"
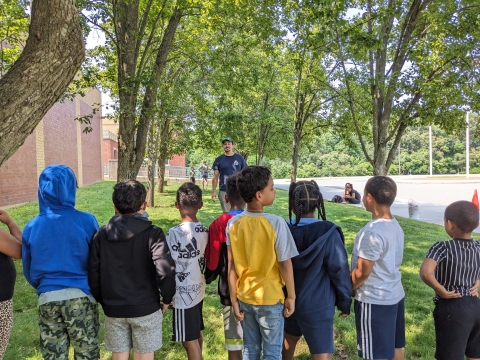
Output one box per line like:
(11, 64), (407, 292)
(226, 212), (298, 305)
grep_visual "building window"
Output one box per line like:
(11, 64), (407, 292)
(113, 149), (117, 159)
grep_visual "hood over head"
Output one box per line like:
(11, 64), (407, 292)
(38, 164), (77, 212)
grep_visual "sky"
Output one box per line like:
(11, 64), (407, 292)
(86, 28), (114, 115)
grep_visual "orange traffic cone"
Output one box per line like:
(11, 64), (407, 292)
(473, 189), (479, 210)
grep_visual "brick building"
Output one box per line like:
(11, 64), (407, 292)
(0, 90), (103, 207)
(102, 117), (186, 168)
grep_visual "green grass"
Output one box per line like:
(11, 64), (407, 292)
(2, 180), (478, 359)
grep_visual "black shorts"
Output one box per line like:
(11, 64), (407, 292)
(201, 174), (208, 180)
(189, 177), (195, 183)
(434, 297), (480, 360)
(172, 301), (204, 342)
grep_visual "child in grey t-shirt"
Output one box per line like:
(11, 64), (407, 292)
(350, 176), (405, 360)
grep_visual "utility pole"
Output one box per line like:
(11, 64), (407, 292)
(429, 126), (433, 176)
(466, 112), (470, 178)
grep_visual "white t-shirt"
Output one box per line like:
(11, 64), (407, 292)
(350, 218), (405, 305)
(166, 222), (208, 309)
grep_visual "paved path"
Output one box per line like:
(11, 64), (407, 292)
(274, 175), (480, 234)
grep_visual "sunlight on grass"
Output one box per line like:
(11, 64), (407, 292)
(3, 180), (478, 359)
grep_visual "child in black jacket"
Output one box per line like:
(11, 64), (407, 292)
(88, 180), (175, 360)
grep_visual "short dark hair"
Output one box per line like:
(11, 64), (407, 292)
(289, 180), (326, 225)
(176, 182), (202, 208)
(445, 200), (479, 233)
(364, 176), (397, 206)
(236, 166), (271, 203)
(225, 173), (244, 206)
(112, 180), (146, 214)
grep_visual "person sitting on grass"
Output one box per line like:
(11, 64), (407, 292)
(420, 200), (480, 360)
(88, 180), (176, 360)
(343, 182), (361, 204)
(283, 180), (351, 360)
(166, 183), (209, 360)
(205, 173), (245, 360)
(227, 166), (299, 359)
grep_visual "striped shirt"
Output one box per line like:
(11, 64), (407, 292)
(425, 238), (480, 302)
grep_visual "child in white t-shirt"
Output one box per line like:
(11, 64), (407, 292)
(166, 182), (208, 360)
(351, 176), (405, 360)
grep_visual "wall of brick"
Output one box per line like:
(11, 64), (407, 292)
(103, 139), (118, 164)
(43, 101), (79, 173)
(0, 92), (103, 208)
(0, 131), (38, 206)
(169, 154), (186, 166)
(80, 99), (103, 186)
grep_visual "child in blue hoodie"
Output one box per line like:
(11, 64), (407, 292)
(283, 180), (352, 360)
(22, 164), (100, 360)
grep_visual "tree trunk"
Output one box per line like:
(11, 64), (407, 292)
(117, 6), (182, 181)
(0, 0), (84, 167)
(156, 156), (167, 193)
(290, 128), (301, 183)
(115, 0), (141, 181)
(146, 122), (159, 206)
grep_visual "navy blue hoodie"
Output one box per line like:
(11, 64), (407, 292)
(22, 164), (99, 295)
(288, 220), (352, 318)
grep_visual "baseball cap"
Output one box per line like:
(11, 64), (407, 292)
(221, 137), (234, 144)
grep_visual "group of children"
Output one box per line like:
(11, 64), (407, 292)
(1, 163), (480, 360)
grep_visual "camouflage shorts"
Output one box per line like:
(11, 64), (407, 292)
(38, 297), (99, 360)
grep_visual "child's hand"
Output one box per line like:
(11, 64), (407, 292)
(0, 210), (12, 225)
(470, 280), (480, 296)
(232, 303), (244, 322)
(438, 289), (462, 299)
(283, 298), (295, 318)
(162, 303), (172, 312)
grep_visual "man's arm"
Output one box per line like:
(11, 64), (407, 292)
(211, 170), (219, 201)
(351, 257), (375, 291)
(420, 258), (462, 299)
(278, 258), (296, 317)
(227, 245), (244, 321)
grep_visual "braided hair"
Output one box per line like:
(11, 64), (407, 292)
(288, 180), (326, 226)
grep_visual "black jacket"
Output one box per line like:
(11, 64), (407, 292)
(88, 215), (176, 318)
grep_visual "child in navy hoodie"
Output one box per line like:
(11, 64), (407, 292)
(282, 180), (352, 360)
(22, 164), (100, 359)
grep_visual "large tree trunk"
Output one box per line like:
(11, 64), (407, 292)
(0, 0), (84, 166)
(117, 6), (182, 181)
(115, 0), (141, 181)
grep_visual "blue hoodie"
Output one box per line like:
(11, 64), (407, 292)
(288, 220), (352, 318)
(22, 164), (99, 295)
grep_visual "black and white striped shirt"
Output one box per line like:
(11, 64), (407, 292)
(425, 238), (480, 302)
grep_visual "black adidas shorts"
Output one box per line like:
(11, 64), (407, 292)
(172, 301), (204, 342)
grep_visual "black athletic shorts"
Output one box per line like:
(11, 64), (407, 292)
(172, 301), (204, 342)
(433, 297), (480, 360)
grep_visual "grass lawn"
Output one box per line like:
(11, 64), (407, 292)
(2, 180), (479, 359)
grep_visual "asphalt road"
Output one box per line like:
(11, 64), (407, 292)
(274, 175), (480, 233)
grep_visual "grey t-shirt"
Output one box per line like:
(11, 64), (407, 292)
(351, 218), (405, 305)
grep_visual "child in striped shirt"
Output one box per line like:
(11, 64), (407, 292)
(420, 200), (480, 360)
